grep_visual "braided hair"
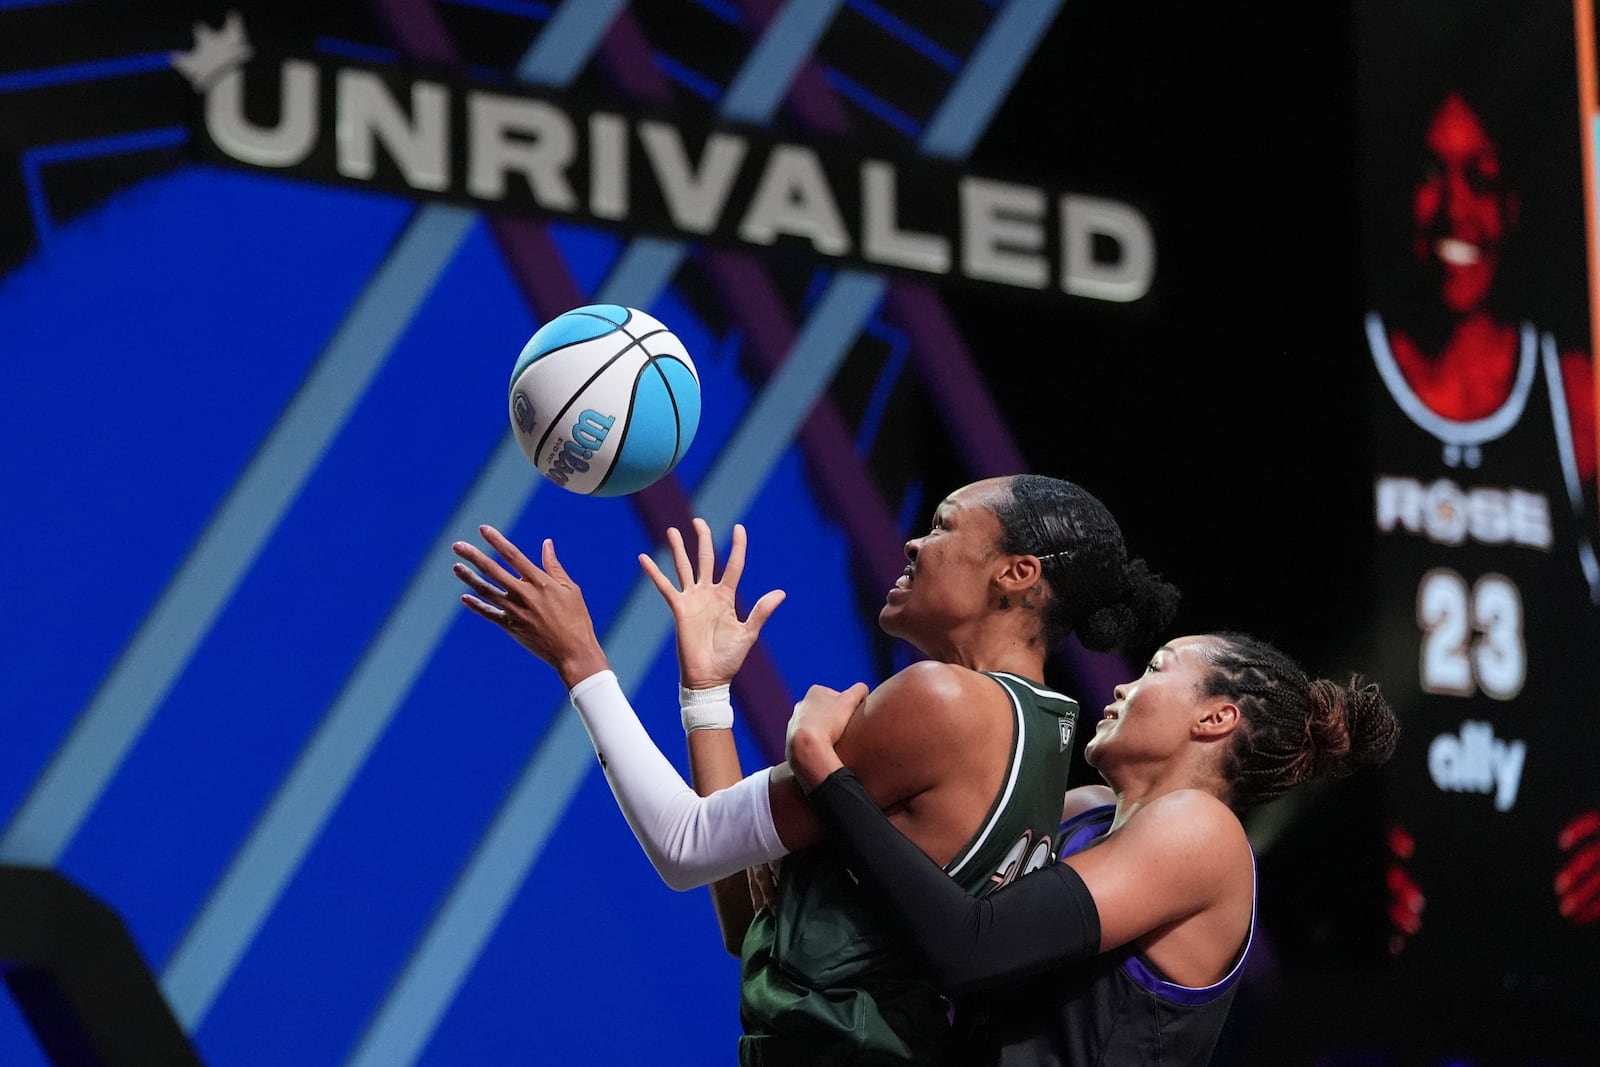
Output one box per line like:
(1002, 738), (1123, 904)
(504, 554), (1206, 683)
(991, 474), (1180, 651)
(1198, 632), (1400, 812)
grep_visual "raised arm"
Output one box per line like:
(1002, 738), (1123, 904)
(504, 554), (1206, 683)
(639, 518), (786, 950)
(452, 524), (787, 890)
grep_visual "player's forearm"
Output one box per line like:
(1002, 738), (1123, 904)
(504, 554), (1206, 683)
(554, 645), (611, 691)
(687, 724), (759, 950)
(786, 722), (845, 789)
(809, 767), (1101, 995)
(567, 670), (788, 891)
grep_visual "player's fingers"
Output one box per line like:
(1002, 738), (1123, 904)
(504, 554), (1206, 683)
(743, 588), (787, 631)
(638, 552), (678, 600)
(458, 593), (511, 627)
(454, 538), (520, 591)
(747, 864), (774, 911)
(693, 517), (718, 586)
(540, 538), (575, 587)
(1558, 810), (1600, 850)
(452, 562), (507, 604)
(479, 525), (541, 584)
(665, 525), (694, 589)
(1387, 902), (1422, 935)
(1558, 864), (1600, 920)
(1563, 884), (1600, 925)
(1556, 841), (1600, 895)
(721, 522), (749, 589)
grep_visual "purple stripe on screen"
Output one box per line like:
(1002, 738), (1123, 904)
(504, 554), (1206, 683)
(370, 0), (459, 63)
(703, 249), (908, 591)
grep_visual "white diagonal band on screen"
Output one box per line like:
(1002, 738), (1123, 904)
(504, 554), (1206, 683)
(160, 439), (542, 1029)
(155, 0), (632, 1030)
(0, 204), (478, 868)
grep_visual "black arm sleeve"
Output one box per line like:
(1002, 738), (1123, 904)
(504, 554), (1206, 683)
(809, 767), (1102, 997)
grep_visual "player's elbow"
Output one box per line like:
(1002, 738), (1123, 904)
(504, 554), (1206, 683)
(654, 860), (709, 893)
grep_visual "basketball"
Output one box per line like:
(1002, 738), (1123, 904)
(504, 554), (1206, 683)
(508, 304), (702, 496)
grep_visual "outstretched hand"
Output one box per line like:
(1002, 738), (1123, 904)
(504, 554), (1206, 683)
(785, 682), (871, 792)
(640, 518), (786, 690)
(452, 525), (609, 689)
(1556, 810), (1600, 925)
(1384, 823), (1425, 956)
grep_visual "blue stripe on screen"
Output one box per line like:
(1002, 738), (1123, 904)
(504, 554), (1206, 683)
(845, 0), (961, 73)
(0, 51), (170, 93)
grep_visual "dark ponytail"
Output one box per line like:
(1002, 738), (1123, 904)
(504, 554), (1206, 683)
(1200, 632), (1401, 812)
(992, 475), (1180, 651)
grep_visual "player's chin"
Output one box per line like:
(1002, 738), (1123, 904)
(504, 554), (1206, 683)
(877, 602), (904, 635)
(879, 601), (926, 645)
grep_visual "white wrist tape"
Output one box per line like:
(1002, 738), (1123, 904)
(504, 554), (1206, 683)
(569, 670), (787, 891)
(679, 683), (734, 733)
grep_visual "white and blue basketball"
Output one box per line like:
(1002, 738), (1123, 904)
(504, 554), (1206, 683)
(508, 305), (701, 496)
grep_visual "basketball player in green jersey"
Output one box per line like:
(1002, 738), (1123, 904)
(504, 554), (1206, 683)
(452, 475), (1179, 1064)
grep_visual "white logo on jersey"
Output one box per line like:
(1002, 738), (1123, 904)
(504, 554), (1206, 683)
(990, 830), (1053, 886)
(1428, 720), (1526, 811)
(1375, 476), (1551, 549)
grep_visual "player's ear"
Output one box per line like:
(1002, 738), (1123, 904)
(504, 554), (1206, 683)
(995, 553), (1043, 592)
(1194, 700), (1240, 738)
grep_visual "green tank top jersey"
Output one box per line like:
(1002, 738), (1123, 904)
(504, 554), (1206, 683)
(737, 671), (1081, 1066)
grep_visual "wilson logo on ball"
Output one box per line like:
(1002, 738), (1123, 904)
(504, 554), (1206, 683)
(545, 410), (617, 488)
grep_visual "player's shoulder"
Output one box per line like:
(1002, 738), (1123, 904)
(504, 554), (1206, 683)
(868, 660), (1006, 735)
(877, 658), (982, 700)
(1127, 790), (1246, 854)
(1139, 787), (1236, 819)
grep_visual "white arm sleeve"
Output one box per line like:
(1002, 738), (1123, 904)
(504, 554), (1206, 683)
(568, 670), (789, 891)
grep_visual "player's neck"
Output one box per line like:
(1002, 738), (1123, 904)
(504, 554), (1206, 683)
(1389, 310), (1520, 419)
(931, 622), (1047, 680)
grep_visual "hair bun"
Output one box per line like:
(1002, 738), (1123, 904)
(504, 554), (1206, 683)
(1306, 676), (1400, 777)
